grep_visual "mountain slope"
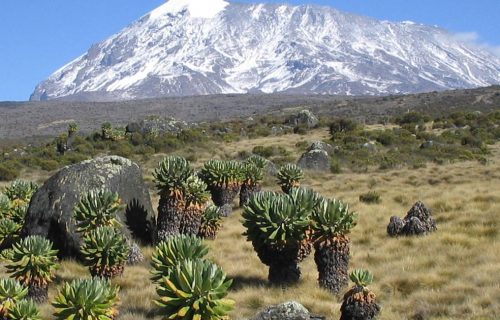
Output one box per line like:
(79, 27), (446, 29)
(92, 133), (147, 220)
(30, 0), (500, 101)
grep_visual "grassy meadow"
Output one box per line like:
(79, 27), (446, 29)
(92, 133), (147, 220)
(1, 123), (499, 320)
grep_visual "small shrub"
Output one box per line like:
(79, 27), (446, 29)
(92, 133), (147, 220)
(0, 164), (19, 182)
(38, 159), (60, 171)
(329, 118), (358, 135)
(359, 191), (381, 204)
(330, 159), (341, 174)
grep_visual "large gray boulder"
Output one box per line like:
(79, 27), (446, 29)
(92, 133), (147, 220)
(21, 156), (156, 259)
(288, 110), (319, 129)
(298, 149), (330, 171)
(308, 141), (336, 155)
(250, 301), (325, 320)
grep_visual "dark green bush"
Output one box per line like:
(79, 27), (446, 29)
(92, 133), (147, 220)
(38, 159), (60, 171)
(0, 164), (19, 181)
(329, 118), (358, 135)
(359, 191), (381, 204)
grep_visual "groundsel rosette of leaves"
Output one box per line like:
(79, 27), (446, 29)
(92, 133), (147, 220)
(0, 218), (21, 247)
(0, 278), (28, 318)
(8, 299), (42, 320)
(199, 159), (243, 188)
(311, 198), (357, 243)
(151, 234), (208, 283)
(153, 156), (193, 199)
(4, 235), (58, 288)
(0, 193), (11, 217)
(3, 180), (39, 203)
(73, 189), (124, 234)
(52, 278), (120, 320)
(80, 226), (129, 278)
(242, 191), (311, 245)
(340, 269), (380, 320)
(198, 204), (223, 239)
(350, 269), (374, 288)
(276, 164), (304, 193)
(183, 175), (210, 209)
(155, 259), (234, 320)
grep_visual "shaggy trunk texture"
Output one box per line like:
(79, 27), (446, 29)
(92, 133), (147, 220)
(340, 286), (380, 320)
(239, 183), (261, 207)
(127, 241), (144, 265)
(314, 237), (350, 294)
(156, 196), (181, 243)
(255, 242), (302, 285)
(209, 185), (240, 216)
(179, 206), (202, 236)
(89, 264), (125, 279)
(28, 283), (48, 303)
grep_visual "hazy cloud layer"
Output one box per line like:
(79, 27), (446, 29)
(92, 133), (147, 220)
(454, 32), (500, 57)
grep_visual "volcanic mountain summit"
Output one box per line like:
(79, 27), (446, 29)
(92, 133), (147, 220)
(30, 0), (500, 101)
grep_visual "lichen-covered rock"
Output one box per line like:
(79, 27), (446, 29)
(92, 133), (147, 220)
(298, 149), (330, 171)
(250, 301), (325, 320)
(387, 201), (436, 237)
(21, 156), (156, 259)
(126, 117), (190, 135)
(288, 110), (319, 129)
(405, 201), (437, 233)
(387, 216), (404, 237)
(308, 141), (336, 155)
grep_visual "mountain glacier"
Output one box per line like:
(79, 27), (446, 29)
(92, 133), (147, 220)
(30, 0), (500, 101)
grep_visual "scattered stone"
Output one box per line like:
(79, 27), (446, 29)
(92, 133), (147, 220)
(298, 149), (330, 171)
(387, 201), (437, 237)
(250, 301), (325, 320)
(21, 156), (156, 259)
(271, 126), (285, 136)
(419, 140), (434, 149)
(126, 116), (189, 136)
(288, 110), (319, 129)
(387, 216), (404, 237)
(308, 141), (336, 155)
(362, 142), (377, 153)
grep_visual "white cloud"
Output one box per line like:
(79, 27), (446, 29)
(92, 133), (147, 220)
(453, 31), (479, 42)
(452, 31), (500, 58)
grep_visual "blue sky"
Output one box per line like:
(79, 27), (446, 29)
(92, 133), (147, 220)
(0, 0), (499, 101)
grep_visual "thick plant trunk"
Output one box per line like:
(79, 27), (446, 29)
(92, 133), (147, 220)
(340, 287), (380, 320)
(209, 185), (240, 216)
(255, 242), (303, 286)
(268, 262), (301, 285)
(314, 237), (350, 294)
(156, 196), (181, 243)
(239, 183), (261, 207)
(28, 283), (48, 303)
(179, 206), (202, 236)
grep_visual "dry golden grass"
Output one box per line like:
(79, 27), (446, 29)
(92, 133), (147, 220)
(1, 128), (499, 319)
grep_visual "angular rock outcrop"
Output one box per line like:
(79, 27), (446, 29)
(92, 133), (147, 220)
(387, 201), (436, 237)
(21, 156), (156, 259)
(250, 301), (325, 320)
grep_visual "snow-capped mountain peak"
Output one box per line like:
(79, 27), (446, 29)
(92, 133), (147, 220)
(149, 0), (229, 19)
(30, 1), (500, 101)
